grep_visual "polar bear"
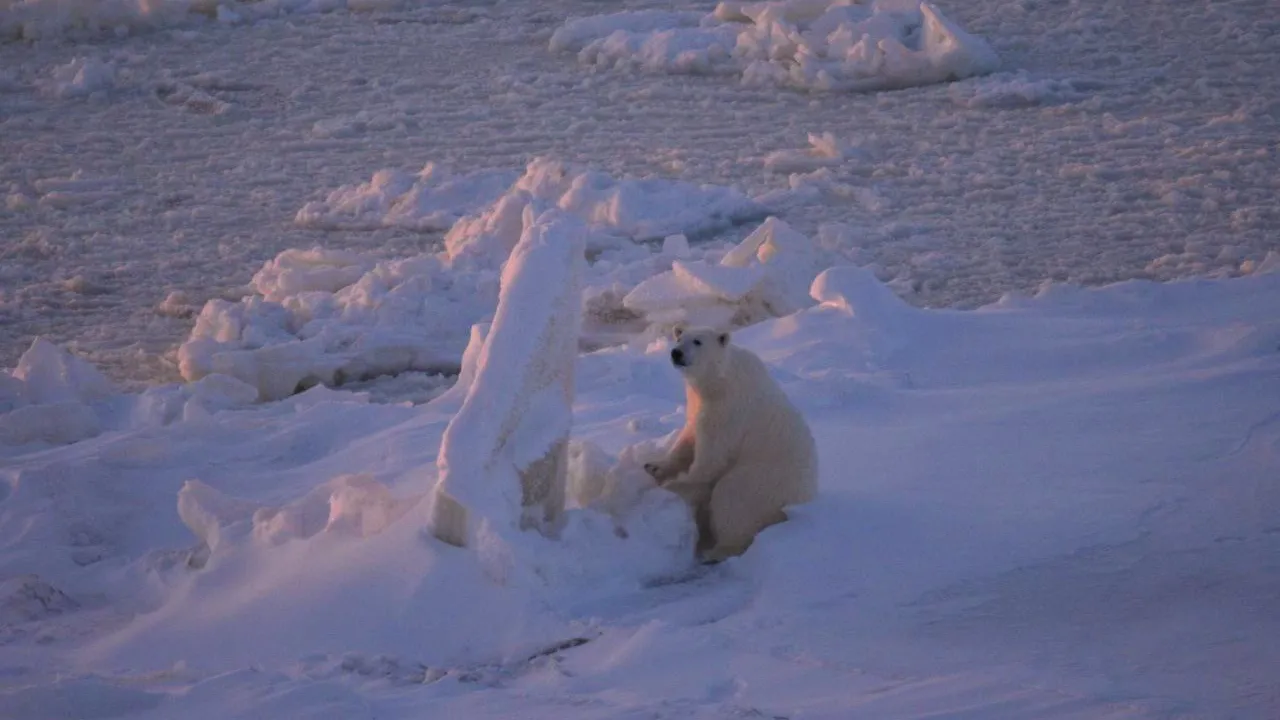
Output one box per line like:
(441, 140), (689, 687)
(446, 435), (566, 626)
(645, 326), (817, 562)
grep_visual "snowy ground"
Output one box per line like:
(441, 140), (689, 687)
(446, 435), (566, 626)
(2, 0), (1278, 385)
(2, 259), (1278, 719)
(2, 0), (1279, 718)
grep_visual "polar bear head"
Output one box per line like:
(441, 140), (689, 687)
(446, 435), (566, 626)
(669, 325), (731, 375)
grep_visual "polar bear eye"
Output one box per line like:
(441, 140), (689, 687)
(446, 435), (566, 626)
(693, 339), (702, 346)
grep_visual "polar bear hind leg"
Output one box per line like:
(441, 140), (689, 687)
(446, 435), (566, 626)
(701, 467), (788, 562)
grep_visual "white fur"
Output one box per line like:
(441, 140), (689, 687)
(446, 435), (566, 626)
(645, 327), (817, 561)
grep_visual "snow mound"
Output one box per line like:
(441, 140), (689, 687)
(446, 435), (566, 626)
(295, 164), (518, 232)
(624, 216), (828, 330)
(810, 263), (915, 324)
(9, 336), (114, 406)
(181, 158), (766, 401)
(551, 0), (999, 92)
(0, 338), (113, 446)
(429, 205), (586, 553)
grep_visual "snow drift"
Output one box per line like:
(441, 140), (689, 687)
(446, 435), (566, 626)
(550, 0), (999, 92)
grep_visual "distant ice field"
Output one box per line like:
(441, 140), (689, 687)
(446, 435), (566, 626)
(1, 0), (1277, 386)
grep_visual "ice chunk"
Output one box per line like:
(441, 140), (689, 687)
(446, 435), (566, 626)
(181, 373), (260, 421)
(810, 264), (914, 325)
(13, 337), (114, 406)
(549, 10), (705, 53)
(295, 165), (518, 232)
(763, 132), (858, 174)
(551, 1), (998, 92)
(429, 206), (587, 551)
(623, 216), (825, 329)
(250, 248), (374, 303)
(662, 234), (691, 257)
(177, 480), (262, 563)
(0, 339), (115, 446)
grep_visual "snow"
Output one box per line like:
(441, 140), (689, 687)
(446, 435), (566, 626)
(177, 158), (767, 401)
(0, 338), (114, 445)
(1, 263), (1278, 718)
(0, 0), (404, 42)
(429, 205), (587, 550)
(551, 1), (1000, 92)
(1, 0), (1279, 716)
(39, 56), (115, 99)
(762, 131), (861, 174)
(295, 165), (518, 232)
(949, 69), (1094, 109)
(624, 216), (828, 329)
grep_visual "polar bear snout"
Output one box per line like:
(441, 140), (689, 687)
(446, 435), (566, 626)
(671, 348), (687, 366)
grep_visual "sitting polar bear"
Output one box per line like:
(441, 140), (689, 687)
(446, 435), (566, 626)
(645, 326), (818, 562)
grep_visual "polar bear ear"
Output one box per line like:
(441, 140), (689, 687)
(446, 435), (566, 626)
(672, 324), (686, 341)
(718, 332), (730, 346)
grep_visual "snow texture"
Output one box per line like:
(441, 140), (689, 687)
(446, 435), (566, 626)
(177, 158), (765, 401)
(2, 0), (1277, 386)
(0, 0), (404, 42)
(429, 205), (586, 552)
(294, 164), (518, 232)
(1, 265), (1278, 719)
(552, 1), (1000, 92)
(1, 0), (1279, 717)
(624, 215), (827, 330)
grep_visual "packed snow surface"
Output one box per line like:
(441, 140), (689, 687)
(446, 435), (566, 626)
(1, 1), (1279, 714)
(2, 264), (1278, 718)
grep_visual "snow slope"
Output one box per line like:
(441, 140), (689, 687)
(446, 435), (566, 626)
(1, 263), (1278, 719)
